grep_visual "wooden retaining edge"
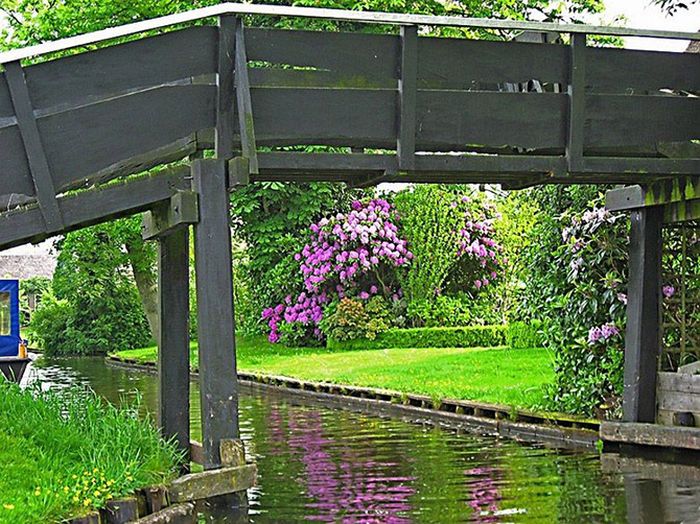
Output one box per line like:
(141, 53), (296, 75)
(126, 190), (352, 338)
(106, 356), (600, 449)
(600, 453), (700, 480)
(600, 421), (700, 451)
(67, 437), (255, 524)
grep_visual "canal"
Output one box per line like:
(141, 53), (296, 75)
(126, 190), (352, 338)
(22, 355), (700, 523)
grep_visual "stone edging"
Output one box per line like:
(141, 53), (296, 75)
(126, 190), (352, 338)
(107, 356), (600, 450)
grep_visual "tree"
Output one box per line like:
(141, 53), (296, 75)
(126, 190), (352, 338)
(651, 0), (699, 15)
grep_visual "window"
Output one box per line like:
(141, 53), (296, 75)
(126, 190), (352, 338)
(0, 292), (10, 336)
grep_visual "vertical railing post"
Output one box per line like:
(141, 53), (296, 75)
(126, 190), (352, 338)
(566, 33), (586, 175)
(397, 25), (418, 172)
(157, 226), (191, 473)
(623, 206), (663, 423)
(192, 158), (239, 469)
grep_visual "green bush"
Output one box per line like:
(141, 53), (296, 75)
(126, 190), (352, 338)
(506, 320), (545, 349)
(327, 325), (506, 351)
(320, 297), (391, 342)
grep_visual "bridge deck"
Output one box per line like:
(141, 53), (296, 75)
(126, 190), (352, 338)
(0, 3), (698, 248)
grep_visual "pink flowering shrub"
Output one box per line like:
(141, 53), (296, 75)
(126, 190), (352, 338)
(262, 198), (411, 344)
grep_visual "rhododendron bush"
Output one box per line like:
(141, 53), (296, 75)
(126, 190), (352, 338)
(262, 198), (411, 344)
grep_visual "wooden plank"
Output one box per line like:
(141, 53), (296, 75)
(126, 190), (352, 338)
(24, 26), (217, 112)
(607, 177), (700, 212)
(586, 94), (699, 148)
(601, 453), (700, 480)
(248, 68), (395, 89)
(157, 226), (191, 474)
(0, 74), (14, 118)
(567, 34), (586, 172)
(192, 159), (239, 469)
(623, 478), (665, 524)
(657, 390), (700, 412)
(245, 27), (398, 79)
(397, 26), (417, 171)
(416, 90), (567, 150)
(38, 85), (215, 191)
(0, 167), (189, 251)
(623, 207), (662, 423)
(417, 37), (568, 88)
(587, 46), (700, 93)
(0, 125), (35, 196)
(600, 421), (700, 450)
(216, 16), (236, 160)
(234, 20), (258, 174)
(4, 61), (64, 233)
(583, 158), (700, 176)
(168, 464), (256, 502)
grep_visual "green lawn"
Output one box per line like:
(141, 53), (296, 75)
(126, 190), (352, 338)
(113, 337), (554, 409)
(0, 383), (179, 523)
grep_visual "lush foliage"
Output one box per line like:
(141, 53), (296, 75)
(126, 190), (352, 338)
(29, 222), (152, 356)
(506, 321), (545, 349)
(0, 382), (179, 523)
(327, 325), (507, 351)
(394, 186), (502, 324)
(114, 337), (554, 410)
(515, 186), (631, 417)
(262, 198), (410, 344)
(18, 276), (51, 325)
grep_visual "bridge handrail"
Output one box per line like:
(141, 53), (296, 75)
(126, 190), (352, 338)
(1, 2), (698, 65)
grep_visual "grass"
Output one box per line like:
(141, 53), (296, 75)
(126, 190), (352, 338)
(114, 336), (555, 410)
(0, 382), (181, 524)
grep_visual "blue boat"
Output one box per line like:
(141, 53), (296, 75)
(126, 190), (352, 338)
(0, 279), (29, 382)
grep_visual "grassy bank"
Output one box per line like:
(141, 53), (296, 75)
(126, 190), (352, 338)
(113, 337), (554, 409)
(0, 382), (180, 523)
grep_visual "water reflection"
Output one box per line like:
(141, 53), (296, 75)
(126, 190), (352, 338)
(22, 355), (700, 523)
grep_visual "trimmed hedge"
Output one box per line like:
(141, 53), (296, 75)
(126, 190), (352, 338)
(327, 325), (507, 351)
(506, 320), (545, 349)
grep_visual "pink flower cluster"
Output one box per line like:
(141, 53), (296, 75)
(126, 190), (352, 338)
(455, 199), (502, 291)
(263, 199), (411, 343)
(587, 323), (620, 344)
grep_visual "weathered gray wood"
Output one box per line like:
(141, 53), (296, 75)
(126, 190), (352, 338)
(418, 37), (567, 88)
(397, 26), (417, 171)
(219, 439), (246, 467)
(587, 46), (700, 93)
(234, 20), (258, 174)
(228, 157), (250, 188)
(143, 191), (199, 241)
(39, 85), (215, 192)
(601, 421), (700, 450)
(657, 391), (700, 412)
(601, 453), (700, 481)
(157, 226), (191, 472)
(245, 27), (398, 79)
(586, 94), (699, 148)
(216, 16), (236, 160)
(103, 497), (139, 524)
(0, 166), (189, 251)
(566, 34), (586, 172)
(192, 159), (239, 469)
(657, 372), (700, 394)
(623, 207), (662, 423)
(4, 61), (64, 233)
(0, 125), (34, 197)
(1, 3), (695, 67)
(134, 503), (195, 524)
(168, 464), (256, 502)
(606, 177), (700, 213)
(24, 26), (217, 112)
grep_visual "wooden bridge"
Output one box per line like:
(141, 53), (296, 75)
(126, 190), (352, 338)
(0, 3), (698, 465)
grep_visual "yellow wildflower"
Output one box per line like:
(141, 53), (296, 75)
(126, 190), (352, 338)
(94, 491), (101, 498)
(34, 489), (41, 497)
(2, 504), (14, 510)
(83, 498), (92, 507)
(63, 487), (69, 493)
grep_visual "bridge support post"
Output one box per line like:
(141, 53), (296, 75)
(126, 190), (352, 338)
(623, 206), (662, 423)
(192, 158), (239, 469)
(156, 225), (191, 473)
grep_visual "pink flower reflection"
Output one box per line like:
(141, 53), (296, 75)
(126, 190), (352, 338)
(286, 410), (416, 523)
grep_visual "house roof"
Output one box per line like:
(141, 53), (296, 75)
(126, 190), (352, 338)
(0, 255), (56, 280)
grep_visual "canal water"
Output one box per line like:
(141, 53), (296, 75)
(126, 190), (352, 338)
(22, 356), (700, 523)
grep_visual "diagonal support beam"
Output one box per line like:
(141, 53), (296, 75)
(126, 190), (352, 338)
(4, 60), (64, 233)
(234, 18), (259, 174)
